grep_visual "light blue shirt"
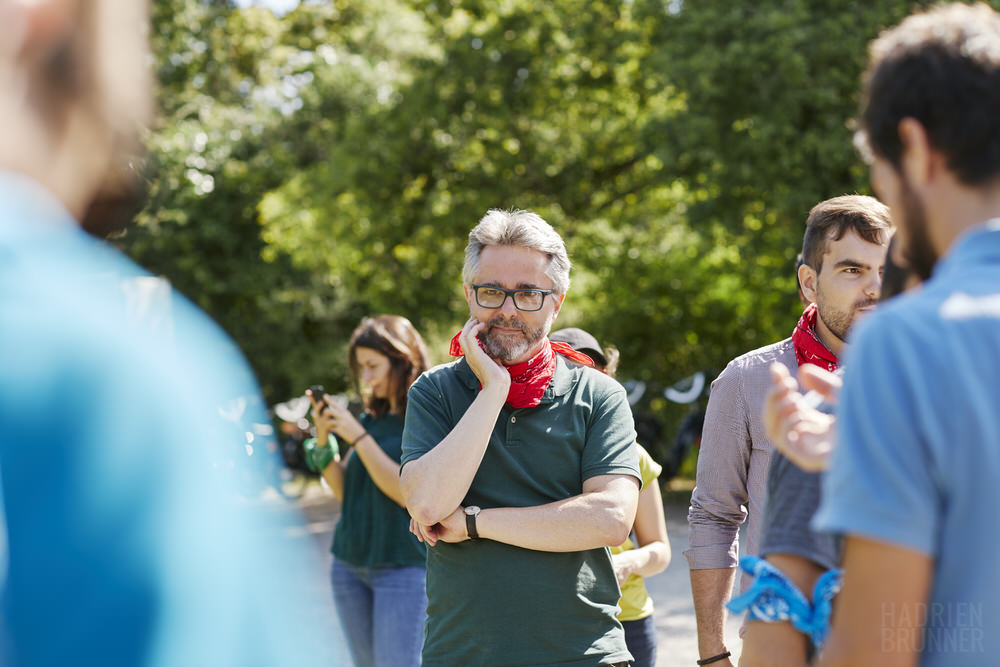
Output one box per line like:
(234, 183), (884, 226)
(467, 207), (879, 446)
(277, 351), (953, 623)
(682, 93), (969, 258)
(814, 219), (1000, 665)
(0, 172), (335, 666)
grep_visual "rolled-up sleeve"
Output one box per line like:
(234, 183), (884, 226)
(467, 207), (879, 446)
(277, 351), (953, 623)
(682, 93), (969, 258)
(685, 363), (752, 569)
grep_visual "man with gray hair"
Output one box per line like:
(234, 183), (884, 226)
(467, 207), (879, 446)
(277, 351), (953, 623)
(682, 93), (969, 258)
(401, 209), (641, 666)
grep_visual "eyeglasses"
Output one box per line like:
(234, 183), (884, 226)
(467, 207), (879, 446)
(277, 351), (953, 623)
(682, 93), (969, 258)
(471, 284), (553, 312)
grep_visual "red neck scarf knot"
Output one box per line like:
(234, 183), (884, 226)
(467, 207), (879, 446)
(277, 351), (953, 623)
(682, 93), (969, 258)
(449, 332), (594, 408)
(791, 303), (840, 371)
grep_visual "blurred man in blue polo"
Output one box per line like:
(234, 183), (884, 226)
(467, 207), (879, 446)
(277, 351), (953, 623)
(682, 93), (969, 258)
(0, 1), (333, 665)
(813, 4), (1000, 665)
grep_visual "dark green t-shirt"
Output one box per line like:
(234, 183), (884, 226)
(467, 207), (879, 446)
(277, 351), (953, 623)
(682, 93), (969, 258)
(401, 356), (640, 667)
(332, 413), (426, 567)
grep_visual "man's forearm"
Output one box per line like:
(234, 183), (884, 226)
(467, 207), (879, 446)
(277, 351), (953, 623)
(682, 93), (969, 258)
(476, 476), (639, 552)
(690, 567), (737, 658)
(401, 385), (506, 524)
(740, 621), (810, 667)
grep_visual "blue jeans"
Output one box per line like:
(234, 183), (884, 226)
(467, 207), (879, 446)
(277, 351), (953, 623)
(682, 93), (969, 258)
(330, 559), (427, 667)
(622, 615), (657, 667)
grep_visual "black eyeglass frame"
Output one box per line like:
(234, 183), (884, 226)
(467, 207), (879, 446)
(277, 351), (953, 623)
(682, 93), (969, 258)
(471, 284), (554, 312)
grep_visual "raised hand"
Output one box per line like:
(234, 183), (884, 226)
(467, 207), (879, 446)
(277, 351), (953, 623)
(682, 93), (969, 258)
(319, 393), (366, 446)
(762, 363), (839, 472)
(459, 317), (510, 393)
(306, 388), (336, 444)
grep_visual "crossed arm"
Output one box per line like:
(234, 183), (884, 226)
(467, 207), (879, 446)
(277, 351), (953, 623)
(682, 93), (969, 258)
(408, 473), (639, 551)
(399, 372), (640, 552)
(400, 318), (639, 552)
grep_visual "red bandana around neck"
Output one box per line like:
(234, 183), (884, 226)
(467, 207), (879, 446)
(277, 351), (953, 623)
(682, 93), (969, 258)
(791, 303), (840, 372)
(449, 331), (594, 408)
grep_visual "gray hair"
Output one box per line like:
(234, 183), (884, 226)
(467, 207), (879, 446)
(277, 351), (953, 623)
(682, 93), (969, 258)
(462, 209), (571, 294)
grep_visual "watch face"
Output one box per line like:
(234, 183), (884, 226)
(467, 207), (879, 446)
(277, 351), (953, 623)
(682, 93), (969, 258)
(465, 505), (481, 516)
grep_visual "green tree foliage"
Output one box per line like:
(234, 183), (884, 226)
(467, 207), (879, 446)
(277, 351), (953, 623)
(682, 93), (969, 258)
(118, 0), (997, 461)
(121, 0), (430, 399)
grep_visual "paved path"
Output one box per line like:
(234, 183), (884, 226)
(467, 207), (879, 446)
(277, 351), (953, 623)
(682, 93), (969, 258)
(649, 503), (744, 665)
(286, 486), (745, 666)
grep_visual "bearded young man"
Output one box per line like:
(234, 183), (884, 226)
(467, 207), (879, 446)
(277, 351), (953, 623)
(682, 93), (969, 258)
(811, 5), (1000, 666)
(400, 209), (641, 667)
(686, 195), (891, 667)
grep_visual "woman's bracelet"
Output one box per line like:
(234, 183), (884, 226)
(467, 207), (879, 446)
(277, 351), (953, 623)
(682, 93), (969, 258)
(302, 435), (337, 473)
(696, 651), (731, 665)
(349, 431), (371, 447)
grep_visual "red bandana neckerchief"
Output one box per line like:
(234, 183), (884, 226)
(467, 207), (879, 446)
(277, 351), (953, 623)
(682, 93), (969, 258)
(791, 303), (840, 372)
(449, 332), (594, 408)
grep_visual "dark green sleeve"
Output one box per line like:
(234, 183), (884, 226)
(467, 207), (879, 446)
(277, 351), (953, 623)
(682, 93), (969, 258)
(582, 381), (640, 482)
(400, 373), (452, 469)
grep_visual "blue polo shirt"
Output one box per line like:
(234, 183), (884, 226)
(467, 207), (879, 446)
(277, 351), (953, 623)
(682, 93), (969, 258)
(815, 219), (1000, 665)
(401, 355), (640, 667)
(0, 173), (337, 666)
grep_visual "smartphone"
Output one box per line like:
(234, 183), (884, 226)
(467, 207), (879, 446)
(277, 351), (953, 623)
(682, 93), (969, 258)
(308, 385), (327, 414)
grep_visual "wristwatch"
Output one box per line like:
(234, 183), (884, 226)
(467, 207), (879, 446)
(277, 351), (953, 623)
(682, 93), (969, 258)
(464, 505), (481, 540)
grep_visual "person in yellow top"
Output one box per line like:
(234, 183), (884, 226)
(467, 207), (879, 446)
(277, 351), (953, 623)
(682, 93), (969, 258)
(550, 329), (672, 667)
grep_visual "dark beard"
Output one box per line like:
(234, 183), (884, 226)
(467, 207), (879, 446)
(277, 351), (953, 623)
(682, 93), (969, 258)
(478, 315), (546, 363)
(819, 296), (879, 343)
(899, 176), (938, 282)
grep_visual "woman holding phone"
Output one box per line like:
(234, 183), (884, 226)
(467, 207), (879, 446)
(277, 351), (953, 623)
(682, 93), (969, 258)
(306, 315), (430, 667)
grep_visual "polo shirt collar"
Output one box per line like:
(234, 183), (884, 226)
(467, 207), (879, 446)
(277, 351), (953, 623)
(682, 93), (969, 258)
(935, 217), (1000, 281)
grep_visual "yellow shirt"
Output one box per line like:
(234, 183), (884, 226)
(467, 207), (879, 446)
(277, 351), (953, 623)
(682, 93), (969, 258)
(610, 444), (662, 621)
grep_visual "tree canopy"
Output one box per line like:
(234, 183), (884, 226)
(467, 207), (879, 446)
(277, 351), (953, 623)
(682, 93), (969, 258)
(117, 0), (982, 461)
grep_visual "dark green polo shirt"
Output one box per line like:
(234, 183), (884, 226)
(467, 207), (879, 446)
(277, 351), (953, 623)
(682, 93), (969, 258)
(401, 356), (640, 667)
(332, 413), (426, 567)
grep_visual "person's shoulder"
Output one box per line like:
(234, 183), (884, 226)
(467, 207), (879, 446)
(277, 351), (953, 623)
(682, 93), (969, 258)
(561, 356), (626, 397)
(719, 337), (795, 380)
(412, 358), (475, 395)
(728, 336), (795, 368)
(418, 358), (466, 381)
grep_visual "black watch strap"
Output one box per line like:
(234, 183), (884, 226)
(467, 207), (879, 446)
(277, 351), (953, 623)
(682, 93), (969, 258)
(465, 507), (480, 540)
(697, 651), (731, 665)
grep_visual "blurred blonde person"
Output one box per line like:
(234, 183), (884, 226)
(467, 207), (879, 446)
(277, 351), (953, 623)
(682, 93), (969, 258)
(551, 328), (671, 667)
(0, 2), (337, 665)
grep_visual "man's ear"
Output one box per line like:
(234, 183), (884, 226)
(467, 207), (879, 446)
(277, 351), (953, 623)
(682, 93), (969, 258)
(551, 292), (566, 317)
(898, 117), (936, 189)
(798, 263), (818, 305)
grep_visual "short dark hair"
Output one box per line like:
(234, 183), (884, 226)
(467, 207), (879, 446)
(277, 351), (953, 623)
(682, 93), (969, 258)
(801, 195), (892, 273)
(348, 315), (430, 418)
(855, 3), (1000, 185)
